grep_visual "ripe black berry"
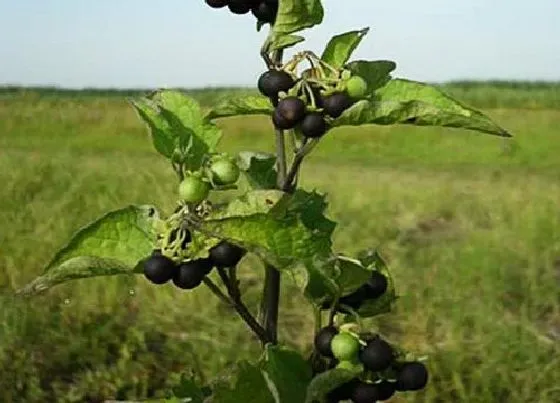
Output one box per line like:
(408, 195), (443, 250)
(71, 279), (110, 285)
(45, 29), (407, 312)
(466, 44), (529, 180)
(275, 96), (306, 128)
(327, 379), (359, 403)
(173, 259), (211, 289)
(251, 1), (277, 23)
(257, 70), (295, 99)
(363, 271), (388, 299)
(208, 240), (245, 268)
(272, 108), (293, 129)
(228, 0), (251, 14)
(314, 325), (339, 358)
(350, 381), (395, 403)
(359, 338), (394, 372)
(143, 254), (176, 285)
(205, 0), (229, 8)
(395, 362), (429, 391)
(300, 112), (327, 138)
(323, 92), (353, 118)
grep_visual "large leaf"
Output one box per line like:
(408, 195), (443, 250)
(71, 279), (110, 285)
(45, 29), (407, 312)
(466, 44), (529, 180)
(305, 368), (361, 403)
(16, 205), (158, 296)
(345, 60), (397, 96)
(321, 28), (369, 70)
(237, 151), (278, 191)
(272, 0), (324, 36)
(260, 345), (313, 403)
(334, 78), (512, 137)
(211, 361), (278, 403)
(206, 96), (274, 120)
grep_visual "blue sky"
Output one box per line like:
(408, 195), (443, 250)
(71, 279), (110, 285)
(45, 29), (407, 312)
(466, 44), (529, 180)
(0, 0), (559, 88)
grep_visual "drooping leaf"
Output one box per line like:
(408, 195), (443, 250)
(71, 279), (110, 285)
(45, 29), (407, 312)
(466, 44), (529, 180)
(260, 345), (313, 403)
(269, 34), (306, 52)
(321, 28), (369, 70)
(334, 78), (512, 137)
(237, 151), (277, 191)
(206, 96), (274, 120)
(211, 361), (278, 403)
(16, 205), (159, 296)
(305, 368), (361, 403)
(345, 60), (397, 96)
(272, 0), (324, 36)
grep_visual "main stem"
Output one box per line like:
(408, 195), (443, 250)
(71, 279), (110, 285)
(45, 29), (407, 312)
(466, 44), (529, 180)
(260, 49), (285, 346)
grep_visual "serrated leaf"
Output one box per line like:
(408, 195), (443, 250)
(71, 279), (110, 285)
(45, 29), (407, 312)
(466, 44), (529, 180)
(15, 205), (159, 296)
(272, 0), (324, 35)
(305, 368), (360, 403)
(206, 96), (274, 120)
(260, 345), (313, 403)
(211, 361), (277, 403)
(345, 60), (397, 96)
(237, 151), (277, 191)
(321, 28), (369, 70)
(131, 98), (175, 158)
(334, 79), (512, 137)
(269, 33), (306, 52)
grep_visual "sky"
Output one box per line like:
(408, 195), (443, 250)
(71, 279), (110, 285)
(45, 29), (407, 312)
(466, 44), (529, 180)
(0, 0), (559, 89)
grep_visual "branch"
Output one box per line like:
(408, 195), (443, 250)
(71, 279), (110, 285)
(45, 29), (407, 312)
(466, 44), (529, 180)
(282, 138), (319, 192)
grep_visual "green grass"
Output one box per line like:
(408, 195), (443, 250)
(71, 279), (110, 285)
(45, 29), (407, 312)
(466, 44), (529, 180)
(1, 87), (560, 402)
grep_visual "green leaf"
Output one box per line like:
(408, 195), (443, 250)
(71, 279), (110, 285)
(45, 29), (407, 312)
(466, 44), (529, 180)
(206, 96), (274, 120)
(305, 368), (360, 403)
(335, 255), (372, 295)
(269, 34), (306, 52)
(131, 98), (175, 158)
(260, 345), (313, 403)
(237, 151), (277, 191)
(334, 78), (512, 137)
(272, 0), (324, 35)
(171, 374), (205, 403)
(15, 205), (159, 296)
(345, 60), (397, 96)
(211, 361), (278, 403)
(320, 28), (369, 70)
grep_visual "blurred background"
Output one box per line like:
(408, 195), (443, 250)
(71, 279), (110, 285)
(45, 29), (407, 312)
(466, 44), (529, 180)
(1, 1), (559, 402)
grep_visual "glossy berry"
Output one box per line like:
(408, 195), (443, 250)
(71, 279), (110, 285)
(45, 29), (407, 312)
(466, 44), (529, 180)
(323, 92), (353, 118)
(251, 1), (277, 23)
(173, 259), (211, 289)
(272, 108), (293, 129)
(314, 325), (339, 358)
(258, 70), (295, 99)
(300, 112), (327, 138)
(178, 175), (211, 204)
(209, 240), (245, 268)
(350, 381), (395, 403)
(276, 96), (306, 128)
(143, 254), (176, 285)
(209, 158), (240, 185)
(345, 75), (368, 99)
(395, 362), (429, 391)
(205, 0), (229, 8)
(228, 0), (251, 14)
(330, 333), (360, 361)
(363, 271), (388, 299)
(359, 338), (394, 372)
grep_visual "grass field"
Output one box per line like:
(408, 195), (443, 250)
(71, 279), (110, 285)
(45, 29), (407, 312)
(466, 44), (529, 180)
(1, 83), (560, 402)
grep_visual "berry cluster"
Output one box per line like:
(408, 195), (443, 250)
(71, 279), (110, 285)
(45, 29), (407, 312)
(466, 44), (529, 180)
(314, 326), (428, 402)
(143, 234), (245, 290)
(204, 0), (278, 25)
(322, 270), (389, 313)
(257, 67), (367, 140)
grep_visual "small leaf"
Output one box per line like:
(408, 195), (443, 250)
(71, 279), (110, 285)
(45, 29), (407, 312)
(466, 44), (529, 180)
(211, 361), (278, 403)
(172, 374), (205, 403)
(321, 28), (369, 70)
(237, 151), (277, 191)
(269, 34), (306, 52)
(305, 368), (360, 403)
(206, 96), (274, 120)
(16, 205), (159, 296)
(334, 79), (512, 137)
(260, 345), (313, 403)
(273, 0), (324, 36)
(131, 98), (175, 158)
(345, 60), (397, 96)
(335, 255), (371, 295)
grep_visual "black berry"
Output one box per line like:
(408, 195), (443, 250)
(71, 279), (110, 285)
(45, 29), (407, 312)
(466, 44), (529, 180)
(173, 259), (211, 289)
(359, 338), (394, 372)
(228, 0), (251, 14)
(205, 0), (229, 8)
(209, 240), (245, 268)
(375, 381), (396, 401)
(300, 112), (327, 138)
(143, 254), (176, 285)
(350, 381), (395, 403)
(314, 325), (339, 358)
(272, 108), (293, 129)
(275, 96), (306, 128)
(323, 92), (353, 118)
(257, 70), (295, 98)
(363, 271), (388, 299)
(251, 1), (277, 23)
(395, 362), (429, 391)
(327, 379), (359, 403)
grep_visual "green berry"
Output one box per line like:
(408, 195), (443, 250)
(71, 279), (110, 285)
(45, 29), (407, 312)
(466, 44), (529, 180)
(330, 332), (361, 361)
